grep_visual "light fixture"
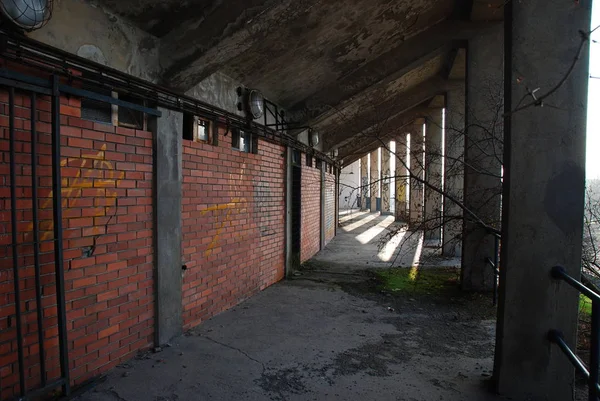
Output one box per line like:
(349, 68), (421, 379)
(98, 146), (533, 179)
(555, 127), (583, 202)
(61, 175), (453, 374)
(236, 87), (264, 120)
(309, 128), (320, 147)
(0, 0), (52, 30)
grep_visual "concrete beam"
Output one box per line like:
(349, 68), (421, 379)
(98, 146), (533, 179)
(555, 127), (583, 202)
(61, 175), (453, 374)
(409, 119), (425, 227)
(321, 77), (460, 153)
(493, 0), (590, 399)
(287, 20), (493, 124)
(150, 108), (183, 345)
(424, 108), (444, 241)
(461, 24), (504, 291)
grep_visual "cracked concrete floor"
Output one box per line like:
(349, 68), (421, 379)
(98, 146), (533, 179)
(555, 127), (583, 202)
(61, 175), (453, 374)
(75, 272), (507, 401)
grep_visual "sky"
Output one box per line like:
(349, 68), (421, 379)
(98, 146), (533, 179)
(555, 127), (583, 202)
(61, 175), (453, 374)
(588, 0), (600, 179)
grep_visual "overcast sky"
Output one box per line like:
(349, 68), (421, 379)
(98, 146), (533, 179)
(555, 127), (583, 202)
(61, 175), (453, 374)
(588, 0), (600, 179)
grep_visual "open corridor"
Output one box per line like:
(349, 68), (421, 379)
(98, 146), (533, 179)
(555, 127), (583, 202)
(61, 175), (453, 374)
(74, 213), (505, 401)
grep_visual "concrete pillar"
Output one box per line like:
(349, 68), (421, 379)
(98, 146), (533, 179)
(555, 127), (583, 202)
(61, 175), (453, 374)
(424, 109), (443, 241)
(370, 149), (379, 213)
(150, 108), (183, 345)
(395, 135), (409, 221)
(360, 156), (368, 210)
(461, 25), (504, 291)
(442, 86), (465, 256)
(409, 119), (425, 227)
(381, 144), (392, 215)
(493, 1), (590, 399)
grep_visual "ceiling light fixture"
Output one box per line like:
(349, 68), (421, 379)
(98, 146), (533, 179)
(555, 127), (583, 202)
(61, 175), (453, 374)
(0, 0), (52, 30)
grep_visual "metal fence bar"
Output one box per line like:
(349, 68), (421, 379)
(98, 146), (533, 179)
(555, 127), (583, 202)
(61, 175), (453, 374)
(9, 86), (27, 397)
(51, 75), (71, 396)
(550, 265), (600, 401)
(30, 91), (47, 386)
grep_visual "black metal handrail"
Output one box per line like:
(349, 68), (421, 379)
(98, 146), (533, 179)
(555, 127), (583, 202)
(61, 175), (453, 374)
(550, 265), (600, 401)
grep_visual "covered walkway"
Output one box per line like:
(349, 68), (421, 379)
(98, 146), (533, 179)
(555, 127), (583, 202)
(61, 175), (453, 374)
(74, 212), (505, 401)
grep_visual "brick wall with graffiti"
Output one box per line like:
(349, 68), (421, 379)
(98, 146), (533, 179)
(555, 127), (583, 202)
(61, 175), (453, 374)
(300, 159), (321, 263)
(0, 90), (154, 397)
(181, 129), (285, 329)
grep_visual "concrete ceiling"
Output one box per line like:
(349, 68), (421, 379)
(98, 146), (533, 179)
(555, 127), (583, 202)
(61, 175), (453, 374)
(96, 0), (503, 160)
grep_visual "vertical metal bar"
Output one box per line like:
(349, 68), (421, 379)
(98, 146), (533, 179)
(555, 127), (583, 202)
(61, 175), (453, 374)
(590, 299), (600, 401)
(30, 92), (47, 386)
(50, 75), (70, 395)
(9, 87), (27, 396)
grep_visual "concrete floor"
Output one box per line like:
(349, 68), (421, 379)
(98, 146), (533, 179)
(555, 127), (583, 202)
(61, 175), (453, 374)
(75, 212), (505, 401)
(312, 210), (460, 271)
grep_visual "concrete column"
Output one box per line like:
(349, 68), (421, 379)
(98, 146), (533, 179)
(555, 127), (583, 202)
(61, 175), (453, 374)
(395, 135), (409, 221)
(360, 156), (368, 210)
(150, 108), (183, 345)
(442, 86), (465, 256)
(370, 149), (379, 213)
(409, 119), (425, 227)
(424, 109), (443, 241)
(461, 25), (504, 291)
(493, 1), (590, 399)
(381, 144), (392, 215)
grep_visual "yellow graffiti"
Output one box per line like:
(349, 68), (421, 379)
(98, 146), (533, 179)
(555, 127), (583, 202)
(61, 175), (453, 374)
(29, 144), (124, 240)
(199, 198), (247, 257)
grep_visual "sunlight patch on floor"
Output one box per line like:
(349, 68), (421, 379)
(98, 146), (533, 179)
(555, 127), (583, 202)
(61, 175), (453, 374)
(410, 233), (424, 279)
(355, 215), (395, 244)
(342, 213), (380, 233)
(377, 229), (406, 262)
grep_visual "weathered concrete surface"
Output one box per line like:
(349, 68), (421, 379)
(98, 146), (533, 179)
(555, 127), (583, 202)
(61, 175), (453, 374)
(461, 25), (503, 292)
(311, 211), (460, 271)
(151, 108), (183, 345)
(74, 214), (502, 401)
(424, 108), (443, 241)
(360, 156), (368, 210)
(369, 149), (379, 213)
(409, 119), (425, 228)
(381, 144), (391, 215)
(29, 0), (161, 81)
(493, 0), (590, 399)
(442, 86), (465, 257)
(395, 134), (409, 222)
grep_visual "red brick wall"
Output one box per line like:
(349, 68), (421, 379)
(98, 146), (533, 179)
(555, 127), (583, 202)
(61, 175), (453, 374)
(0, 89), (154, 398)
(324, 169), (336, 245)
(181, 128), (285, 330)
(300, 158), (321, 263)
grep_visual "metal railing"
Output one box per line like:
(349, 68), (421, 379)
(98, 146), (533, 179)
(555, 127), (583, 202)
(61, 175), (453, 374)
(484, 233), (501, 306)
(550, 265), (600, 401)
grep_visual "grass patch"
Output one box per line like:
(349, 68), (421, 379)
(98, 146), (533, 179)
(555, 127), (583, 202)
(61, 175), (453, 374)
(376, 267), (460, 296)
(580, 294), (592, 317)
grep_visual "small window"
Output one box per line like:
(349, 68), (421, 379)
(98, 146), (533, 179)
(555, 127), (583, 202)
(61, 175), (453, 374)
(183, 113), (212, 143)
(292, 150), (301, 166)
(118, 93), (144, 129)
(306, 154), (312, 167)
(232, 128), (251, 153)
(81, 85), (112, 124)
(315, 159), (323, 170)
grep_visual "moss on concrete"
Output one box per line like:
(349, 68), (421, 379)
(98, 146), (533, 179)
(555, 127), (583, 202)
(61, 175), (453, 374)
(375, 267), (460, 296)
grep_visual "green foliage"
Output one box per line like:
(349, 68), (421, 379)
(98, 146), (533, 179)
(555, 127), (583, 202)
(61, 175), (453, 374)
(580, 294), (592, 317)
(376, 267), (459, 295)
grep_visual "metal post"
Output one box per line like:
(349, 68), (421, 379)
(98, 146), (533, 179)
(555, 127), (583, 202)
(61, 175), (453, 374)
(51, 75), (70, 395)
(31, 92), (47, 386)
(590, 300), (600, 401)
(9, 86), (26, 397)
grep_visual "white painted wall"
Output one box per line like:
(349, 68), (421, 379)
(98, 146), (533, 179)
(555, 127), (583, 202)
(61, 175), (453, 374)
(339, 160), (360, 209)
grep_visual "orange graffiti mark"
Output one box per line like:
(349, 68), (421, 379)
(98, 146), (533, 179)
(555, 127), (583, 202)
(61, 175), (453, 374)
(199, 198), (247, 257)
(28, 144), (124, 240)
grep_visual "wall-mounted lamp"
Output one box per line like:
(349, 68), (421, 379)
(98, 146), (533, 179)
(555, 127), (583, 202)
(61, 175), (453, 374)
(237, 87), (264, 120)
